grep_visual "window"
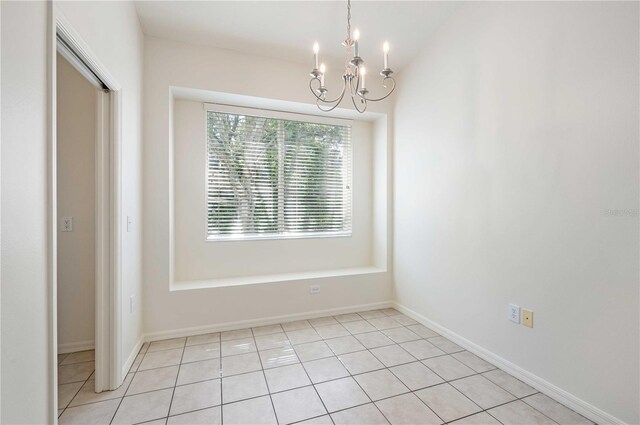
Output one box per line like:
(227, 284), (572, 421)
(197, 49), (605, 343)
(206, 105), (352, 240)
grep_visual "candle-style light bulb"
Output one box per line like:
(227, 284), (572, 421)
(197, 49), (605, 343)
(353, 28), (360, 57)
(360, 66), (367, 89)
(383, 41), (389, 69)
(320, 63), (326, 86)
(313, 42), (319, 69)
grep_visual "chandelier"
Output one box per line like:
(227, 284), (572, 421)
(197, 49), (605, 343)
(309, 0), (395, 113)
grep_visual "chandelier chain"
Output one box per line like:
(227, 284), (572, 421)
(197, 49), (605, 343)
(346, 0), (351, 40)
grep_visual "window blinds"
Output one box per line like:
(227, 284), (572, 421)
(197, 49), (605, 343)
(206, 109), (352, 240)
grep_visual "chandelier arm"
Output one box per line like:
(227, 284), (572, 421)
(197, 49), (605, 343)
(347, 75), (354, 96)
(316, 88), (347, 112)
(309, 78), (348, 104)
(358, 77), (396, 102)
(351, 95), (367, 113)
(351, 72), (359, 96)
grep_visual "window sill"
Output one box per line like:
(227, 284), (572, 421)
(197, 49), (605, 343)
(170, 266), (386, 291)
(206, 231), (352, 242)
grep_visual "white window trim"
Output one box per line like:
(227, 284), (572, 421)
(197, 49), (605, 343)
(203, 103), (353, 242)
(205, 231), (353, 243)
(203, 102), (353, 127)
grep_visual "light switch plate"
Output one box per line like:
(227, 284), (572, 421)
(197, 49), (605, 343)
(508, 304), (520, 324)
(62, 217), (73, 232)
(522, 309), (533, 328)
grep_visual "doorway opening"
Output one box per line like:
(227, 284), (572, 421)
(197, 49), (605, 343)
(55, 50), (103, 411)
(52, 17), (124, 419)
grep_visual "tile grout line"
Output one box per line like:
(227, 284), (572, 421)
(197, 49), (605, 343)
(147, 319), (497, 404)
(249, 327), (280, 425)
(67, 344), (144, 413)
(295, 312), (537, 424)
(154, 379), (534, 425)
(518, 394), (569, 425)
(293, 342), (337, 425)
(363, 318), (512, 425)
(250, 330), (547, 422)
(333, 355), (399, 424)
(59, 309), (582, 424)
(407, 343), (554, 424)
(288, 413), (332, 425)
(55, 355), (523, 415)
(345, 318), (441, 424)
(140, 336), (222, 423)
(219, 334), (223, 425)
(139, 343), (165, 419)
(317, 310), (396, 424)
(63, 326), (443, 392)
(369, 316), (548, 425)
(137, 379), (543, 424)
(164, 338), (188, 420)
(58, 352), (96, 416)
(298, 311), (386, 423)
(121, 338), (187, 424)
(353, 315), (551, 424)
(107, 348), (138, 425)
(226, 311), (563, 423)
(445, 391), (551, 425)
(125, 331), (448, 375)
(411, 350), (489, 424)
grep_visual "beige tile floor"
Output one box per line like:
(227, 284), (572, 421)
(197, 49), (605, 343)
(57, 308), (595, 425)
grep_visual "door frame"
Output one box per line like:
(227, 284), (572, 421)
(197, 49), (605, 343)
(48, 6), (124, 419)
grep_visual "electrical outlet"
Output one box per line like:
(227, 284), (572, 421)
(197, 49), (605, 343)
(522, 309), (533, 328)
(310, 285), (321, 295)
(62, 217), (73, 232)
(508, 304), (521, 324)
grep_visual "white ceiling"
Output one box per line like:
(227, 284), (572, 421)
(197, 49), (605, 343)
(134, 1), (460, 71)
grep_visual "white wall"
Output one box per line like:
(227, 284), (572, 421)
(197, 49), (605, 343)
(1, 1), (144, 420)
(55, 1), (145, 370)
(393, 2), (639, 423)
(56, 54), (95, 351)
(174, 100), (373, 281)
(1, 2), (52, 422)
(143, 36), (393, 337)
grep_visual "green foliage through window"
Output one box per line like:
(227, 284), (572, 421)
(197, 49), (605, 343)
(206, 110), (352, 239)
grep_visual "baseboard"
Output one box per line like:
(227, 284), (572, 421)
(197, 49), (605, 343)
(144, 300), (393, 342)
(392, 302), (626, 425)
(58, 340), (95, 354)
(122, 337), (144, 378)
